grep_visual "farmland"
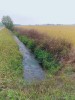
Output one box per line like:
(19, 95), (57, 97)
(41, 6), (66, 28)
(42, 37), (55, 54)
(0, 27), (75, 99)
(17, 25), (75, 45)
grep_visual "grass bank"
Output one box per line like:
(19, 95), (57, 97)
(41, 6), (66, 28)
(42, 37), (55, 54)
(0, 28), (26, 99)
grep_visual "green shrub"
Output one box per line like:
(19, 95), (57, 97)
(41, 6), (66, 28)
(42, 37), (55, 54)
(13, 31), (19, 37)
(19, 35), (36, 52)
(19, 36), (29, 45)
(34, 47), (60, 72)
(27, 39), (36, 52)
(43, 60), (60, 71)
(34, 48), (49, 63)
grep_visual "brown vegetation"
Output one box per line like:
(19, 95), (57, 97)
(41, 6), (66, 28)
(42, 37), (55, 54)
(14, 27), (72, 62)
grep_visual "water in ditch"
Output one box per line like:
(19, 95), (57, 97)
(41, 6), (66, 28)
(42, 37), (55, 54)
(14, 36), (45, 82)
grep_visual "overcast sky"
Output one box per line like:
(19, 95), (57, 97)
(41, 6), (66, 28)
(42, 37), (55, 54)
(0, 0), (75, 25)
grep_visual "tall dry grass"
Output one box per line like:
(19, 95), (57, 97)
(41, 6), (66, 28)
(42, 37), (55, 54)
(14, 27), (72, 62)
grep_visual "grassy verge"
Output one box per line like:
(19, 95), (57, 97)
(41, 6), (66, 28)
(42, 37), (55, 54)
(0, 28), (26, 99)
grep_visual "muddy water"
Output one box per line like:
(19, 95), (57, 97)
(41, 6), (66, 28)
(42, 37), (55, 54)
(14, 36), (45, 82)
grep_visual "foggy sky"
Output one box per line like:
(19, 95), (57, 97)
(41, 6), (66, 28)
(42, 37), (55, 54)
(0, 0), (75, 25)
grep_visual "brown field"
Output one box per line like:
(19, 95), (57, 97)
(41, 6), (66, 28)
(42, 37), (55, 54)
(17, 25), (75, 46)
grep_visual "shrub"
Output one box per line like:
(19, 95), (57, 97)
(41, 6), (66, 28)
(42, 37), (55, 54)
(19, 35), (36, 52)
(19, 36), (29, 45)
(34, 47), (49, 63)
(34, 47), (60, 72)
(42, 60), (59, 71)
(27, 39), (36, 52)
